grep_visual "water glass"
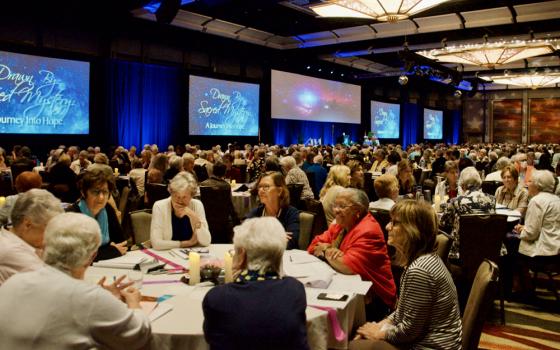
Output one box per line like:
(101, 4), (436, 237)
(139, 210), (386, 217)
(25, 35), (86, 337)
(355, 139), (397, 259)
(128, 270), (143, 290)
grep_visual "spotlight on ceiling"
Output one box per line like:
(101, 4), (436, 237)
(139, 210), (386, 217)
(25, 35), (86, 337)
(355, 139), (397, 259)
(398, 75), (409, 86)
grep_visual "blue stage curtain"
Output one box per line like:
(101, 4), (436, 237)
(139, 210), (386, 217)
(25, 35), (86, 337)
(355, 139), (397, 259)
(443, 109), (462, 145)
(108, 60), (182, 149)
(272, 119), (360, 146)
(402, 103), (420, 147)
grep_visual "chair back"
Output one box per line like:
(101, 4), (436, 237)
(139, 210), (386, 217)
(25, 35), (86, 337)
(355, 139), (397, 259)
(363, 172), (378, 201)
(199, 185), (236, 243)
(194, 165), (209, 182)
(305, 171), (317, 199)
(118, 186), (131, 216)
(287, 183), (304, 209)
(481, 181), (502, 195)
(369, 209), (391, 243)
(234, 164), (248, 183)
(304, 198), (328, 238)
(459, 214), (507, 282)
(0, 171), (13, 196)
(130, 209), (152, 244)
(145, 183), (169, 209)
(462, 260), (500, 350)
(436, 230), (453, 268)
(299, 211), (315, 250)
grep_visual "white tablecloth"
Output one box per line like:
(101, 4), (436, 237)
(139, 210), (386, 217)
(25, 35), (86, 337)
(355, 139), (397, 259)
(85, 245), (367, 350)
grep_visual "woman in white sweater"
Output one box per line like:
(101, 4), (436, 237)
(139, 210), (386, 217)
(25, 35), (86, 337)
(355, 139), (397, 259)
(150, 172), (211, 250)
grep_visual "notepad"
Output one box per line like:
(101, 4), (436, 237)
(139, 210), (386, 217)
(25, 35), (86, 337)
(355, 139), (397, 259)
(140, 301), (174, 322)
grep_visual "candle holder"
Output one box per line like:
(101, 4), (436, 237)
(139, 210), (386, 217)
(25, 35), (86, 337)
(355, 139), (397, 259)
(200, 264), (222, 284)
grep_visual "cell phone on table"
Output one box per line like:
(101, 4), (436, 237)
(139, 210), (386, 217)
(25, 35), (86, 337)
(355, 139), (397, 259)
(317, 293), (349, 301)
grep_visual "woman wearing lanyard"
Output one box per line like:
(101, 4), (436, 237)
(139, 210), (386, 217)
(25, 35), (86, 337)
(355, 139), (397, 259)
(246, 171), (299, 250)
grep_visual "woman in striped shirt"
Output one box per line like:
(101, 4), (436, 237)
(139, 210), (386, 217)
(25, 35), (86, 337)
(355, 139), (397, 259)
(351, 200), (462, 350)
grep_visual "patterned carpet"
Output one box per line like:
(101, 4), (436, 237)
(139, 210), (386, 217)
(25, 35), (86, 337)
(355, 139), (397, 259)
(480, 291), (560, 350)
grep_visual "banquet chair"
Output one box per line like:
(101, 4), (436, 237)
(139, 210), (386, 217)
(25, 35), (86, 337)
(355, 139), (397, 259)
(199, 186), (237, 243)
(194, 165), (209, 182)
(304, 198), (328, 238)
(298, 211), (315, 250)
(462, 260), (500, 350)
(452, 214), (507, 323)
(304, 171), (317, 199)
(234, 164), (248, 183)
(287, 183), (304, 209)
(530, 255), (560, 303)
(369, 209), (391, 243)
(118, 186), (131, 218)
(130, 209), (152, 244)
(481, 181), (502, 196)
(145, 183), (169, 209)
(363, 172), (377, 202)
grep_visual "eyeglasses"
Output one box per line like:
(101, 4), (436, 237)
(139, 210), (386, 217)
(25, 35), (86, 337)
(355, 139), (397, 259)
(258, 185), (276, 192)
(89, 189), (110, 197)
(332, 203), (354, 211)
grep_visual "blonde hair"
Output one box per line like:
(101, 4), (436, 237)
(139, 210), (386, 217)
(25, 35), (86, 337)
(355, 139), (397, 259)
(389, 200), (438, 266)
(374, 174), (398, 199)
(320, 165), (350, 198)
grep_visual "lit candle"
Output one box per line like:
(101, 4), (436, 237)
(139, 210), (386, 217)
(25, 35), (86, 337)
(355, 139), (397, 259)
(231, 179), (236, 186)
(434, 195), (441, 213)
(0, 197), (5, 208)
(113, 168), (119, 176)
(189, 252), (200, 285)
(224, 252), (233, 283)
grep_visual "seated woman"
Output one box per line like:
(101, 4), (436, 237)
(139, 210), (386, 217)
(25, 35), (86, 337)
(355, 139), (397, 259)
(203, 217), (308, 350)
(369, 149), (388, 173)
(308, 188), (396, 319)
(435, 160), (462, 200)
(280, 156), (314, 200)
(320, 165), (351, 226)
(440, 166), (496, 260)
(348, 160), (365, 190)
(514, 170), (560, 286)
(246, 171), (299, 250)
(495, 165), (528, 217)
(369, 174), (398, 211)
(68, 168), (128, 261)
(151, 172), (211, 250)
(385, 151), (401, 176)
(0, 213), (151, 349)
(397, 159), (416, 197)
(352, 200), (462, 350)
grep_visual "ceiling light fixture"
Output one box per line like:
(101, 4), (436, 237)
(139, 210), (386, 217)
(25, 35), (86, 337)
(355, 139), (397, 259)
(481, 71), (560, 89)
(418, 37), (560, 69)
(309, 0), (452, 22)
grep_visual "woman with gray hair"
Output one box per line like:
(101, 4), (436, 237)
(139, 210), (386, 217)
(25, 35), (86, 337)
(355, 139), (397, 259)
(515, 170), (560, 258)
(0, 189), (63, 285)
(440, 166), (496, 260)
(280, 156), (314, 200)
(203, 217), (308, 349)
(150, 171), (211, 250)
(0, 213), (151, 349)
(308, 188), (396, 320)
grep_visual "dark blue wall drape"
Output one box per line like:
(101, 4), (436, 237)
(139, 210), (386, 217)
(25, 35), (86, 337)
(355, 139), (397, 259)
(402, 103), (420, 147)
(444, 109), (461, 145)
(272, 119), (360, 146)
(108, 60), (182, 149)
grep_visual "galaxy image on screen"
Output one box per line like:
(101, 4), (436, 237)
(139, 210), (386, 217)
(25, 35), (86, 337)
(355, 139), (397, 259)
(189, 75), (259, 136)
(0, 50), (90, 134)
(271, 70), (361, 124)
(371, 101), (400, 139)
(424, 108), (443, 139)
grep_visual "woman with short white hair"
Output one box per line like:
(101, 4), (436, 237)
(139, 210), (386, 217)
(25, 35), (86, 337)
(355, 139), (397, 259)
(0, 189), (64, 285)
(440, 166), (496, 260)
(203, 217), (308, 349)
(150, 172), (211, 250)
(0, 213), (151, 349)
(280, 156), (314, 200)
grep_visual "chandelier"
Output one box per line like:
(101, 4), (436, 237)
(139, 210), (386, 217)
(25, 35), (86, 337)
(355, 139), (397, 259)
(418, 38), (560, 69)
(309, 0), (452, 22)
(481, 71), (560, 89)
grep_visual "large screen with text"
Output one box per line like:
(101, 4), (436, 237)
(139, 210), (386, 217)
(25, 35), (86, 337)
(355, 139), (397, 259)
(423, 108), (443, 139)
(371, 101), (400, 139)
(189, 75), (259, 136)
(0, 50), (89, 134)
(271, 70), (361, 124)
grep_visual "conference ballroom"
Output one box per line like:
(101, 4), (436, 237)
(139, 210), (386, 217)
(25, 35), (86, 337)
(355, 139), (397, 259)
(0, 1), (559, 349)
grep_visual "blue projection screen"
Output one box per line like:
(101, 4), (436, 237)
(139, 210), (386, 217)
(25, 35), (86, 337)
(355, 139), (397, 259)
(424, 108), (443, 139)
(189, 75), (259, 136)
(371, 101), (400, 139)
(0, 50), (89, 134)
